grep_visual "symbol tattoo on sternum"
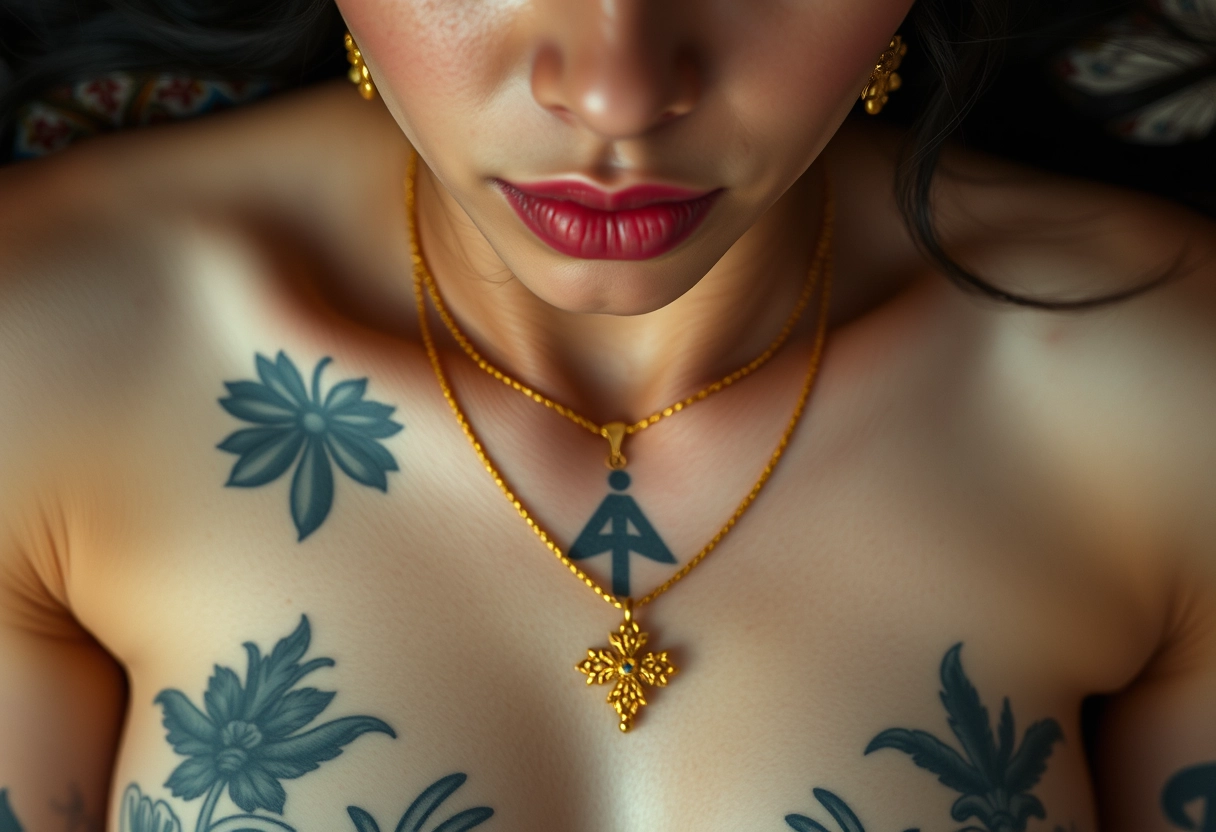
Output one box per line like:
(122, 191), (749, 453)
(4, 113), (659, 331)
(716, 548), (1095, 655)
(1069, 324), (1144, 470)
(568, 470), (677, 597)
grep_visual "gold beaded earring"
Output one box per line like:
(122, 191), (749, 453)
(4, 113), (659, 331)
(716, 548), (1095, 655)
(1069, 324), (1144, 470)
(345, 32), (377, 100)
(861, 35), (908, 115)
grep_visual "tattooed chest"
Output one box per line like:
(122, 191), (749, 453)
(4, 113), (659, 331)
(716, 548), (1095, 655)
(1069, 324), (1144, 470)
(98, 349), (1117, 831)
(107, 610), (1105, 832)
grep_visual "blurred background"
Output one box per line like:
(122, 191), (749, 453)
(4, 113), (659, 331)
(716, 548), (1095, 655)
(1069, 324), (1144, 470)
(0, 0), (1213, 215)
(884, 0), (1216, 216)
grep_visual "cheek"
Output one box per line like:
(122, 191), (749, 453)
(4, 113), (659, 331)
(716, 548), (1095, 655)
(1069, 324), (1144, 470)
(714, 0), (912, 171)
(337, 0), (524, 151)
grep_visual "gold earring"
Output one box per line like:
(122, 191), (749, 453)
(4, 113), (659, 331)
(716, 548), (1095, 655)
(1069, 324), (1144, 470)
(345, 32), (377, 101)
(861, 35), (907, 116)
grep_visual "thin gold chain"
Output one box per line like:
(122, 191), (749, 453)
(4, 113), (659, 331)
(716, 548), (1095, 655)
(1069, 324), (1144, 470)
(407, 151), (835, 610)
(417, 175), (832, 444)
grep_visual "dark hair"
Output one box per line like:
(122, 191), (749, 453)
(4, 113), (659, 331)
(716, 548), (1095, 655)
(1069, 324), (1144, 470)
(0, 0), (1181, 309)
(0, 0), (346, 136)
(899, 0), (1190, 309)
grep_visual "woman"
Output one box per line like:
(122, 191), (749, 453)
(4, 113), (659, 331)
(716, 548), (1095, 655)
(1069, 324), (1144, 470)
(1, 1), (1214, 830)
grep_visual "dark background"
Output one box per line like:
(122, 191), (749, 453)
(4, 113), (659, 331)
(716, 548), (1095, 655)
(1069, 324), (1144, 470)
(881, 0), (1216, 216)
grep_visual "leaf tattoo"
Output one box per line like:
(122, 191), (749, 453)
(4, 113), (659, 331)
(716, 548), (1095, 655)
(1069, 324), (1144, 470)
(346, 774), (493, 832)
(0, 791), (23, 832)
(786, 789), (866, 832)
(864, 643), (1063, 832)
(120, 785), (182, 832)
(785, 788), (919, 832)
(154, 616), (395, 832)
(117, 775), (494, 832)
(218, 352), (404, 540)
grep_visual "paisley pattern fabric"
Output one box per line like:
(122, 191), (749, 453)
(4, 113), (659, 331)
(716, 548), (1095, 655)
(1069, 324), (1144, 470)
(13, 72), (272, 160)
(1056, 0), (1216, 144)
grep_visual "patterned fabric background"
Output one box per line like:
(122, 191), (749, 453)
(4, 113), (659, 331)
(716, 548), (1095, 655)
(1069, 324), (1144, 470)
(1056, 0), (1216, 144)
(14, 73), (272, 160)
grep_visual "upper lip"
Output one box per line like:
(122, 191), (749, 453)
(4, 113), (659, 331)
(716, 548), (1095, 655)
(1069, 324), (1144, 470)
(495, 178), (718, 212)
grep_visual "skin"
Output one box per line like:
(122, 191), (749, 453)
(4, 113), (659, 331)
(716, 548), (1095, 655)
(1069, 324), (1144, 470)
(343, 0), (896, 413)
(1, 1), (1215, 831)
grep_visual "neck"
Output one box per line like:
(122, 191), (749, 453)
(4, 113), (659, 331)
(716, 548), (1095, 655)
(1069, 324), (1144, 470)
(414, 161), (826, 423)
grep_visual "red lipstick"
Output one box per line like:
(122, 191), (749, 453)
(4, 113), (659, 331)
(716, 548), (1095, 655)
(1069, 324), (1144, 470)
(496, 179), (721, 260)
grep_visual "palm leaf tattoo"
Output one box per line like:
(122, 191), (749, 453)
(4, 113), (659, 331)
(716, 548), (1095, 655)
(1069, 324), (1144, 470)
(785, 789), (866, 832)
(347, 774), (493, 832)
(785, 788), (919, 832)
(865, 644), (1063, 832)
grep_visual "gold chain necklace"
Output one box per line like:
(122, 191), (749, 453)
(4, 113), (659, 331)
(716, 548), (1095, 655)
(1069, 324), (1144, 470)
(407, 151), (835, 731)
(418, 183), (831, 470)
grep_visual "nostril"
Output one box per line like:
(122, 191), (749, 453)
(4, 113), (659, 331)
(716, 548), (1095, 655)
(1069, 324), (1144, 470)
(529, 28), (702, 138)
(530, 42), (567, 113)
(665, 50), (702, 118)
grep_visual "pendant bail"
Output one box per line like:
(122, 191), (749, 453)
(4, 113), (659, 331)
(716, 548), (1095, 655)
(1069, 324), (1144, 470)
(603, 422), (628, 469)
(621, 597), (633, 623)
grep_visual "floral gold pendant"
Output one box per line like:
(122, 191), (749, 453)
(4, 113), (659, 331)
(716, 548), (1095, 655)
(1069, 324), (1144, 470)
(576, 604), (677, 732)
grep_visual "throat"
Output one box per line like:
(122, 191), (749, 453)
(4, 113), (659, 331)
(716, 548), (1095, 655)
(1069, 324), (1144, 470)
(411, 159), (826, 423)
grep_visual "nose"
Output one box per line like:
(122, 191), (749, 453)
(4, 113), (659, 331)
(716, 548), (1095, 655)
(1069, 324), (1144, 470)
(530, 0), (700, 139)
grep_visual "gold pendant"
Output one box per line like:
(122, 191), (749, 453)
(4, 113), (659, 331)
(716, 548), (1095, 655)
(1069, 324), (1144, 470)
(602, 421), (628, 470)
(576, 602), (677, 732)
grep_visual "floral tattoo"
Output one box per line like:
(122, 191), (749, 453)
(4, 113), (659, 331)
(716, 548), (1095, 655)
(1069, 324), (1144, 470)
(217, 352), (404, 540)
(786, 643), (1064, 832)
(154, 616), (393, 827)
(119, 617), (492, 832)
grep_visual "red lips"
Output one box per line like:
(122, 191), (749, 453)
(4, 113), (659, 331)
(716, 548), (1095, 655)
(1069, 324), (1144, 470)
(496, 178), (721, 260)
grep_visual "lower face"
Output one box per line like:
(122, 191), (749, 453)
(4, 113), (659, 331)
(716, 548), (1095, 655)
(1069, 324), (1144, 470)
(337, 0), (914, 316)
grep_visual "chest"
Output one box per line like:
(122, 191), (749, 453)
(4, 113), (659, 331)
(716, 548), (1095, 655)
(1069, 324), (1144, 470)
(86, 363), (1152, 832)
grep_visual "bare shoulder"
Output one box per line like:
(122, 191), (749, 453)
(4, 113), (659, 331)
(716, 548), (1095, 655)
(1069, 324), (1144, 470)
(0, 130), (212, 458)
(0, 80), (404, 415)
(835, 119), (1216, 403)
(986, 214), (1216, 572)
(940, 142), (1216, 487)
(0, 146), (167, 632)
(0, 142), (178, 455)
(830, 118), (1216, 587)
(0, 82), (408, 607)
(828, 117), (1214, 304)
(935, 141), (1216, 581)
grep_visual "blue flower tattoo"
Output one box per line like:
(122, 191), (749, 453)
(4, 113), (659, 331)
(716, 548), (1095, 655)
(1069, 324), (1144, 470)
(218, 352), (404, 540)
(154, 616), (395, 831)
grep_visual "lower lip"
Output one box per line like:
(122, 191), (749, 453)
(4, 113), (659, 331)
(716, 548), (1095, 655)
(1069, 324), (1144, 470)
(497, 182), (721, 260)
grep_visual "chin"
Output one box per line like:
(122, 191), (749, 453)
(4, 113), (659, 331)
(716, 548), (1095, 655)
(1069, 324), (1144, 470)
(514, 259), (705, 317)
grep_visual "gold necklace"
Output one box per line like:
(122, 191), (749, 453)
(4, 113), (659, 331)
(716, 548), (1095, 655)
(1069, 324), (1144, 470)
(417, 182), (832, 470)
(407, 151), (835, 731)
